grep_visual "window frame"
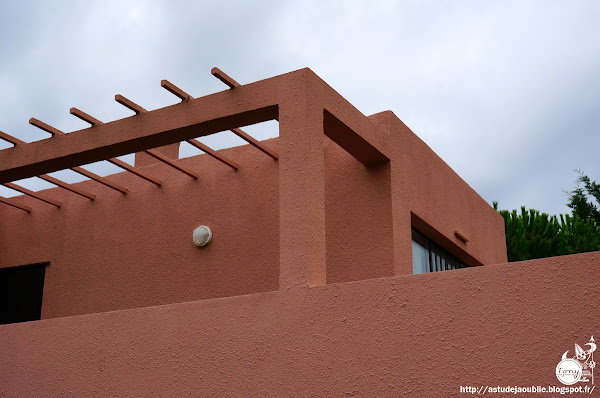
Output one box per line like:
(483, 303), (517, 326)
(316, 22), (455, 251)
(411, 229), (466, 274)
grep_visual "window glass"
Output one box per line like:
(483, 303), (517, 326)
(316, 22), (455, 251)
(413, 236), (429, 274)
(411, 230), (430, 274)
(411, 229), (466, 274)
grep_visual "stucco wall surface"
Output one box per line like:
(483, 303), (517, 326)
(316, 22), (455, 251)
(0, 107), (506, 319)
(370, 111), (507, 272)
(1, 252), (598, 397)
(0, 136), (396, 318)
(0, 141), (281, 318)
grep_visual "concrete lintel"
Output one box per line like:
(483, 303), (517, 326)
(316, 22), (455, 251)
(306, 71), (390, 166)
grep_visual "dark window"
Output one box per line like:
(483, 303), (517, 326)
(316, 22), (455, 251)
(411, 230), (466, 274)
(0, 262), (48, 325)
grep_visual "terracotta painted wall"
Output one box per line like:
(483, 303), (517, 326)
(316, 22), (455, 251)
(0, 142), (281, 318)
(324, 136), (393, 283)
(0, 110), (506, 319)
(370, 111), (507, 274)
(0, 137), (396, 318)
(1, 252), (597, 397)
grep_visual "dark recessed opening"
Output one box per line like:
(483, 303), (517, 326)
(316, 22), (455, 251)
(0, 262), (48, 325)
(412, 229), (466, 274)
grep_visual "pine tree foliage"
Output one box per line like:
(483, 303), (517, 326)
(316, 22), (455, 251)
(559, 214), (600, 255)
(493, 203), (600, 262)
(567, 171), (600, 227)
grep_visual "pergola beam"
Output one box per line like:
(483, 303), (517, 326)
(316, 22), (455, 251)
(0, 73), (282, 183)
(2, 182), (61, 208)
(71, 109), (170, 185)
(29, 118), (62, 136)
(309, 71), (390, 166)
(70, 108), (102, 126)
(0, 130), (24, 146)
(0, 106), (276, 185)
(113, 95), (199, 179)
(115, 95), (146, 114)
(186, 139), (239, 170)
(116, 95), (238, 171)
(230, 128), (278, 160)
(38, 174), (95, 201)
(0, 69), (388, 184)
(106, 158), (162, 186)
(0, 195), (32, 213)
(160, 80), (192, 102)
(211, 67), (240, 89)
(70, 166), (129, 194)
(144, 149), (199, 179)
(29, 119), (129, 194)
(1, 127), (95, 200)
(0, 68), (393, 291)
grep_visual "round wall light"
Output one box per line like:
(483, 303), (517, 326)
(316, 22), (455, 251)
(193, 225), (212, 247)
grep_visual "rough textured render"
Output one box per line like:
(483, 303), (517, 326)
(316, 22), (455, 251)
(1, 253), (598, 397)
(1, 68), (591, 398)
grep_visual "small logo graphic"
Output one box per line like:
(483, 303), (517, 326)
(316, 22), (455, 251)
(556, 336), (596, 385)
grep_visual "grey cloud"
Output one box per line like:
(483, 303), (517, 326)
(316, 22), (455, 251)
(0, 0), (598, 215)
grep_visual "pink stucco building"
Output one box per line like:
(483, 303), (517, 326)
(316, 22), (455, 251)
(0, 68), (597, 397)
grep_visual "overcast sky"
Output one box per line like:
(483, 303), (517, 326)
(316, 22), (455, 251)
(0, 0), (598, 215)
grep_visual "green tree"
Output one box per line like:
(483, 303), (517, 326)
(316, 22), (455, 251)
(494, 204), (560, 261)
(567, 171), (600, 227)
(559, 214), (600, 255)
(493, 203), (600, 262)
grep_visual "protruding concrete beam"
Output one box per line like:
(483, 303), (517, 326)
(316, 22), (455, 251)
(186, 139), (239, 170)
(161, 79), (192, 102)
(70, 108), (103, 126)
(3, 182), (61, 208)
(305, 71), (390, 166)
(144, 149), (198, 179)
(454, 230), (469, 243)
(74, 110), (165, 186)
(0, 195), (32, 213)
(116, 93), (234, 171)
(114, 97), (198, 178)
(106, 158), (162, 187)
(115, 95), (147, 114)
(2, 124), (95, 200)
(38, 174), (95, 201)
(29, 118), (62, 136)
(230, 128), (278, 160)
(323, 110), (388, 167)
(211, 67), (241, 89)
(29, 119), (128, 194)
(0, 69), (337, 183)
(70, 166), (128, 194)
(0, 130), (24, 146)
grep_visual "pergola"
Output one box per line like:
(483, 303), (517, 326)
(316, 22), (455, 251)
(0, 67), (390, 287)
